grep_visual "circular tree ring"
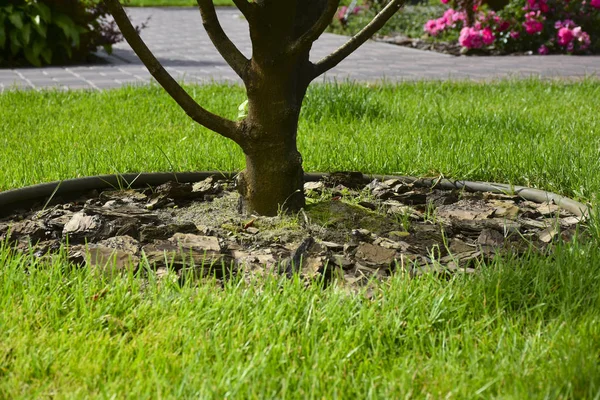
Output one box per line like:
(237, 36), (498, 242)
(0, 172), (590, 219)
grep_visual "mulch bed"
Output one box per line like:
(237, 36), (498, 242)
(0, 173), (583, 290)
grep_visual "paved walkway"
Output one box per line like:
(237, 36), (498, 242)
(1, 7), (599, 90)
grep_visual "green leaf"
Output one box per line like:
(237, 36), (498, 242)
(31, 37), (44, 58)
(30, 17), (46, 38)
(31, 3), (51, 23)
(237, 100), (249, 119)
(9, 28), (20, 47)
(103, 44), (113, 55)
(23, 45), (41, 67)
(21, 23), (31, 46)
(40, 47), (52, 64)
(8, 12), (23, 30)
(9, 30), (21, 56)
(52, 13), (76, 38)
(52, 13), (81, 48)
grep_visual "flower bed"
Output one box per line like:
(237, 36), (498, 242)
(424, 0), (600, 54)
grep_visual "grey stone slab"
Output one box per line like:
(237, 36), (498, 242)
(1, 7), (599, 90)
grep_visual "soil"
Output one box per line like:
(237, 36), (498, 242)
(0, 173), (584, 291)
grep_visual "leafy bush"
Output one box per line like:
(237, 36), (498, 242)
(329, 2), (447, 39)
(0, 0), (128, 67)
(424, 0), (600, 54)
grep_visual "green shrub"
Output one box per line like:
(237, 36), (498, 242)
(0, 0), (131, 67)
(329, 2), (447, 39)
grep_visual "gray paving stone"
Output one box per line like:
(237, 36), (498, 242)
(1, 6), (599, 90)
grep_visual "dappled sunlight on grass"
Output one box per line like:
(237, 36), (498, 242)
(1, 80), (599, 202)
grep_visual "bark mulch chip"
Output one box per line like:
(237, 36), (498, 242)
(0, 174), (585, 291)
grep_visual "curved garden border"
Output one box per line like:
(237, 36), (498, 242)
(0, 172), (589, 219)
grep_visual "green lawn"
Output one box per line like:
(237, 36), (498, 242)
(1, 80), (600, 398)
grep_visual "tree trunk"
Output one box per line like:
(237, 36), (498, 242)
(237, 142), (305, 216)
(236, 60), (310, 216)
(233, 6), (319, 216)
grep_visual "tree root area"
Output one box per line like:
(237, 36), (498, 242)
(1, 173), (584, 292)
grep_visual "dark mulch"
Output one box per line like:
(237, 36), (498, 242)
(0, 173), (583, 289)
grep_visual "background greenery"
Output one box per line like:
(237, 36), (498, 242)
(1, 80), (600, 398)
(0, 0), (124, 67)
(329, 1), (446, 39)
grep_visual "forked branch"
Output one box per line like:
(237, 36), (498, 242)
(312, 0), (404, 78)
(105, 0), (240, 141)
(231, 0), (255, 22)
(287, 0), (340, 56)
(196, 0), (250, 80)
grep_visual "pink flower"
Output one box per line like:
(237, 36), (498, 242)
(423, 19), (445, 36)
(525, 0), (549, 11)
(572, 26), (591, 50)
(424, 19), (440, 36)
(523, 11), (544, 35)
(498, 21), (510, 32)
(555, 19), (575, 30)
(591, 0), (600, 8)
(523, 20), (544, 34)
(452, 10), (466, 23)
(537, 45), (549, 54)
(436, 17), (448, 30)
(459, 27), (484, 49)
(555, 24), (590, 52)
(482, 27), (495, 45)
(440, 0), (449, 4)
(567, 42), (574, 52)
(442, 9), (464, 26)
(557, 27), (574, 46)
(510, 31), (520, 39)
(578, 31), (591, 50)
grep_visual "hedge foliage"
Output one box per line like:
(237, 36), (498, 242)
(0, 0), (126, 67)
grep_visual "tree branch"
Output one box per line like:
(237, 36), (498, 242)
(312, 0), (404, 79)
(104, 0), (241, 141)
(231, 0), (255, 22)
(196, 0), (250, 80)
(287, 0), (340, 56)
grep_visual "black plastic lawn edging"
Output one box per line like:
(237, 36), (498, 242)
(0, 172), (590, 218)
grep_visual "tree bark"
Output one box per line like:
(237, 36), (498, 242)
(106, 0), (403, 216)
(235, 57), (311, 216)
(238, 142), (305, 216)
